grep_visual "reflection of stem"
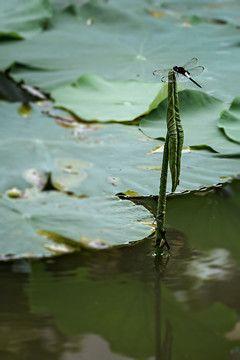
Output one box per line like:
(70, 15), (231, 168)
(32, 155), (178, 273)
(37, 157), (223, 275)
(154, 257), (162, 360)
(163, 320), (173, 360)
(154, 255), (172, 360)
(156, 133), (170, 250)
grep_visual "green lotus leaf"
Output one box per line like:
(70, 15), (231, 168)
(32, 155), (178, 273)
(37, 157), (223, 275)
(1, 102), (240, 197)
(0, 191), (153, 259)
(180, 4), (240, 26)
(52, 74), (167, 122)
(0, 0), (239, 102)
(50, 0), (90, 11)
(0, 0), (52, 39)
(140, 90), (240, 154)
(0, 102), (69, 193)
(219, 95), (240, 143)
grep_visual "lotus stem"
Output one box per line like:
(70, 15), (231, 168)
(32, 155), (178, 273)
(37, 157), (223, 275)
(155, 70), (183, 251)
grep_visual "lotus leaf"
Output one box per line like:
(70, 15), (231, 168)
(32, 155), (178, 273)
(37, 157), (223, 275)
(1, 102), (240, 198)
(219, 95), (240, 143)
(0, 0), (52, 39)
(0, 191), (153, 259)
(140, 90), (240, 154)
(0, 0), (239, 102)
(52, 74), (167, 122)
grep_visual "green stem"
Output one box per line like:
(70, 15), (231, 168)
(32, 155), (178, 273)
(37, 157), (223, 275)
(155, 70), (183, 250)
(156, 133), (170, 250)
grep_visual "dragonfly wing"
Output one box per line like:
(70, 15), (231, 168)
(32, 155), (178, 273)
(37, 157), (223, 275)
(183, 57), (198, 70)
(187, 66), (204, 77)
(161, 75), (169, 83)
(153, 69), (169, 77)
(175, 73), (188, 82)
(161, 73), (187, 83)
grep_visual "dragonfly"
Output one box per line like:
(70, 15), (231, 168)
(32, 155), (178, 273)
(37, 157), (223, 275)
(153, 58), (204, 88)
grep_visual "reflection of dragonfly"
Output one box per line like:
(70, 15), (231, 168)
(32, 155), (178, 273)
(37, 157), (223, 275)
(153, 58), (204, 88)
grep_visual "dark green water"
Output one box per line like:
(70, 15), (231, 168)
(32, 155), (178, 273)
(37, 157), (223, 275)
(1, 180), (240, 360)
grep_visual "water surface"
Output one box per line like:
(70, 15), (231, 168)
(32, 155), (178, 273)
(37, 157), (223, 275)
(1, 181), (240, 360)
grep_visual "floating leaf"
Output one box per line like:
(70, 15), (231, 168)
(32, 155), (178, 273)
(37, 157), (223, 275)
(0, 0), (239, 102)
(1, 102), (240, 197)
(52, 74), (167, 122)
(0, 191), (153, 259)
(140, 90), (240, 154)
(219, 95), (240, 143)
(0, 0), (52, 39)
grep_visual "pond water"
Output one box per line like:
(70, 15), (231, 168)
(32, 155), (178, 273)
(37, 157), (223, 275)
(1, 180), (240, 360)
